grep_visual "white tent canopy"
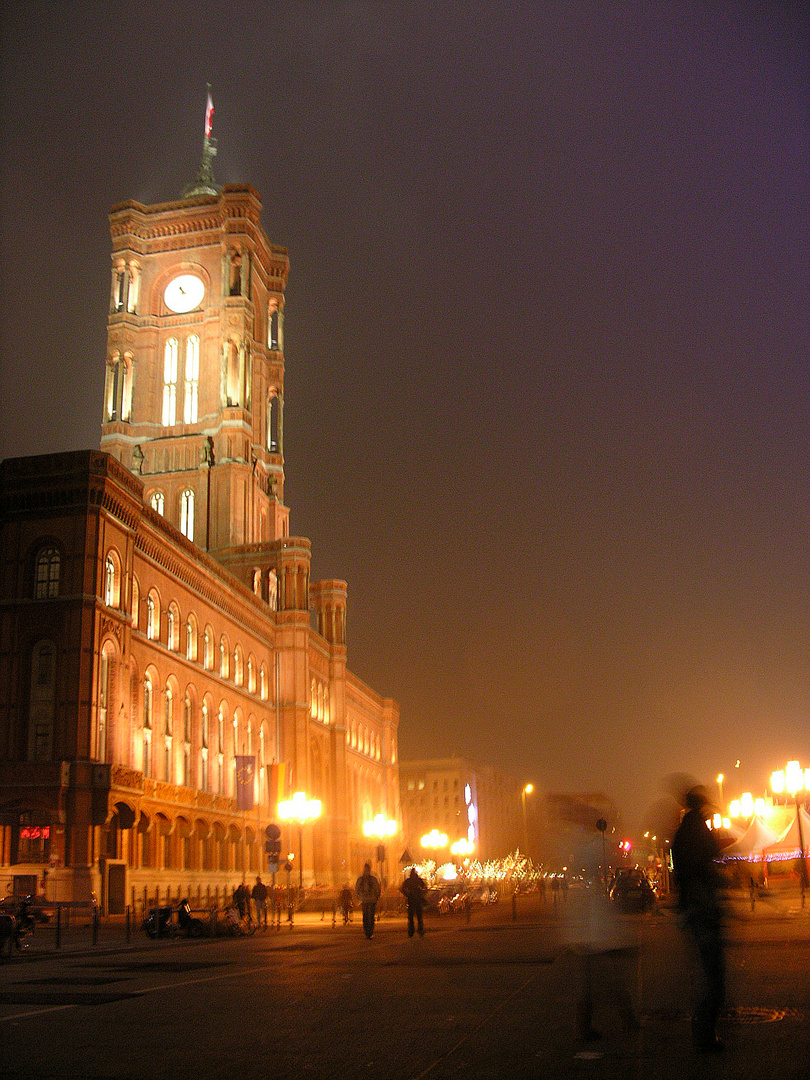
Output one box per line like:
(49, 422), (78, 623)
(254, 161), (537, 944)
(763, 805), (810, 863)
(720, 816), (780, 862)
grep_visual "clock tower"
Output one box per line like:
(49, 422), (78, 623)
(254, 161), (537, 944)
(100, 127), (290, 566)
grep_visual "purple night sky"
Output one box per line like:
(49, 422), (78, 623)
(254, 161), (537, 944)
(2, 2), (809, 831)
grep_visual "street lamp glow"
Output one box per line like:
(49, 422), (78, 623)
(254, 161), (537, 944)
(421, 829), (448, 849)
(278, 790), (322, 824)
(729, 800), (741, 818)
(277, 791), (322, 891)
(740, 792), (754, 818)
(451, 838), (474, 856)
(363, 814), (397, 838)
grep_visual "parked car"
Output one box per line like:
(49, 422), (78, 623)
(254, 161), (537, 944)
(609, 869), (656, 912)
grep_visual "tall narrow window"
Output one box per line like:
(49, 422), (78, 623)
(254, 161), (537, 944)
(106, 356), (122, 420)
(143, 675), (153, 776)
(28, 640), (56, 762)
(183, 696), (192, 787)
(200, 702), (209, 793)
(104, 554), (117, 607)
(98, 647), (112, 763)
(150, 492), (165, 515)
(180, 489), (195, 542)
(268, 393), (280, 452)
(217, 708), (225, 794)
(186, 615), (197, 661)
(162, 338), (178, 426)
(146, 594), (159, 641)
(163, 687), (173, 782)
(204, 628), (213, 670)
(34, 547), (60, 599)
(184, 335), (200, 423)
(167, 606), (176, 651)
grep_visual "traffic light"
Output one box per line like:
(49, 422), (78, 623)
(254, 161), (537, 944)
(265, 823), (281, 870)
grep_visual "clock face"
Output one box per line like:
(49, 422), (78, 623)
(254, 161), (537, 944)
(164, 273), (205, 313)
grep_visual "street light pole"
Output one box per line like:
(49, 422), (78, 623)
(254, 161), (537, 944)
(521, 784), (534, 856)
(771, 761), (809, 905)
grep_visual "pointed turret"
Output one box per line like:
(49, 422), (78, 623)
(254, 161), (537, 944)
(183, 86), (219, 197)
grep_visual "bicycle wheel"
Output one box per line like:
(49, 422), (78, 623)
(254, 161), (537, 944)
(242, 916), (256, 936)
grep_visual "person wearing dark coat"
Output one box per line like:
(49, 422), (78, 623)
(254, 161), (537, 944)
(401, 868), (427, 937)
(671, 786), (726, 1053)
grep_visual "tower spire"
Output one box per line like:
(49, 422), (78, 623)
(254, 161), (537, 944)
(182, 85), (219, 198)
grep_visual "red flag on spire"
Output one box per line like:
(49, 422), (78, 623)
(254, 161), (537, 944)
(205, 91), (214, 139)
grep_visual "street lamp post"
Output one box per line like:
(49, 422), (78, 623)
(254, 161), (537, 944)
(363, 814), (397, 888)
(278, 791), (322, 893)
(771, 761), (810, 904)
(521, 784), (534, 856)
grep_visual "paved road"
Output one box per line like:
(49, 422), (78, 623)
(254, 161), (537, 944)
(1, 894), (809, 1079)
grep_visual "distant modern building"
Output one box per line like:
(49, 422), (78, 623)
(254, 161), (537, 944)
(399, 758), (523, 863)
(0, 123), (399, 909)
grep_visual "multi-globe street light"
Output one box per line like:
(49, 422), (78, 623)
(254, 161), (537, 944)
(771, 761), (810, 896)
(278, 791), (321, 892)
(363, 814), (397, 884)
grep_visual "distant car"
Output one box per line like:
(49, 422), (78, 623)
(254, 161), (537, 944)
(423, 887), (454, 914)
(609, 869), (656, 912)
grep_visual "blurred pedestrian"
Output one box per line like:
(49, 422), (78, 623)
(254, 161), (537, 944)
(355, 862), (381, 939)
(252, 876), (268, 928)
(563, 831), (639, 1042)
(671, 785), (726, 1053)
(401, 867), (427, 937)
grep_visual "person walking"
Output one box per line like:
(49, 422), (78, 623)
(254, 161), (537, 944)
(671, 785), (726, 1053)
(401, 867), (427, 937)
(355, 862), (381, 939)
(252, 876), (268, 928)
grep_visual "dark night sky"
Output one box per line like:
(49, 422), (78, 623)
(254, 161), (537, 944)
(2, 1), (809, 832)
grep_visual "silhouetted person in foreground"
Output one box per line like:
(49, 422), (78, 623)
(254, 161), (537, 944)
(401, 867), (427, 937)
(671, 786), (726, 1053)
(355, 862), (381, 939)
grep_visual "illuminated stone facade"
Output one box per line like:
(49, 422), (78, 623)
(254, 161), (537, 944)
(0, 180), (399, 910)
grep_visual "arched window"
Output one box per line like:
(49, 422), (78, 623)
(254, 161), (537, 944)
(247, 656), (256, 695)
(105, 354), (123, 421)
(150, 491), (165, 515)
(167, 604), (179, 651)
(217, 707), (225, 794)
(183, 695), (192, 786)
(200, 702), (209, 792)
(163, 686), (173, 782)
(234, 646), (244, 687)
(268, 392), (281, 453)
(184, 335), (200, 423)
(186, 614), (198, 662)
(28, 639), (56, 761)
(162, 338), (178, 426)
(34, 547), (60, 599)
(131, 576), (140, 629)
(104, 555), (116, 607)
(180, 489), (195, 542)
(203, 626), (214, 671)
(97, 645), (115, 763)
(146, 593), (159, 641)
(259, 664), (268, 701)
(143, 675), (153, 776)
(219, 637), (229, 679)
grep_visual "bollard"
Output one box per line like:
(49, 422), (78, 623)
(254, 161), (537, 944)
(56, 905), (62, 949)
(92, 903), (99, 945)
(126, 905), (131, 942)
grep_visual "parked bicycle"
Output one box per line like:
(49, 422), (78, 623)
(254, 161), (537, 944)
(220, 904), (256, 936)
(141, 898), (205, 939)
(0, 895), (43, 952)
